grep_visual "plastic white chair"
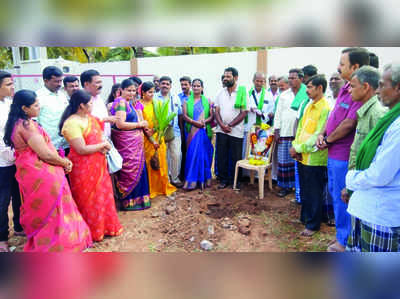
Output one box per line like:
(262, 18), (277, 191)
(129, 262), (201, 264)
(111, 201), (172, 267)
(233, 130), (275, 199)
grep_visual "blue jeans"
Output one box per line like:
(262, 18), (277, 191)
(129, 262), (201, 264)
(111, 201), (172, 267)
(327, 158), (351, 246)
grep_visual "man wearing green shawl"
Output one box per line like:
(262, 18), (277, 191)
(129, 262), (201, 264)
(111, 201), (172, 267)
(274, 69), (308, 197)
(243, 72), (274, 159)
(215, 67), (248, 189)
(345, 63), (400, 252)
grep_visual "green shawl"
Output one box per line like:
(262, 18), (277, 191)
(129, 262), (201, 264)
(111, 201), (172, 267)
(234, 85), (247, 110)
(355, 102), (400, 170)
(186, 91), (213, 139)
(290, 83), (308, 111)
(247, 87), (266, 125)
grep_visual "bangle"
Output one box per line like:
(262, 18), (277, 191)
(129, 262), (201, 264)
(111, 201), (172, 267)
(323, 135), (332, 145)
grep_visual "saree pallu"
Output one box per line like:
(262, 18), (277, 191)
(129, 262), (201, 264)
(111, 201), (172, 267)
(112, 129), (150, 210)
(277, 137), (296, 189)
(13, 122), (92, 252)
(184, 100), (213, 190)
(141, 100), (176, 198)
(68, 116), (123, 242)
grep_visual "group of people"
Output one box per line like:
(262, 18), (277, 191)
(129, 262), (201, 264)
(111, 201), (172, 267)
(274, 48), (400, 253)
(1, 47), (399, 252)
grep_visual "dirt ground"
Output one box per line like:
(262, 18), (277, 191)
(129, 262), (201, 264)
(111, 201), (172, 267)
(8, 180), (335, 252)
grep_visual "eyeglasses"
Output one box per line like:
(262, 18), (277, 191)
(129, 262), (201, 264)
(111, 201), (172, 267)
(288, 77), (299, 80)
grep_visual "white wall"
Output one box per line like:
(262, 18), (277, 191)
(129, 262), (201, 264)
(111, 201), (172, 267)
(138, 51), (257, 100)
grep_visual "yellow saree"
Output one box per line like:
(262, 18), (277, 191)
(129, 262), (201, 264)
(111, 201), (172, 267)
(141, 100), (176, 198)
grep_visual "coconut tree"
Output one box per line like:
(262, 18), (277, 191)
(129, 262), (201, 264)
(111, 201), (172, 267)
(149, 99), (177, 170)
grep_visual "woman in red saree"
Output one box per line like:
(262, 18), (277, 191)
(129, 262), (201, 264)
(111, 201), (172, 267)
(60, 90), (123, 242)
(3, 90), (92, 252)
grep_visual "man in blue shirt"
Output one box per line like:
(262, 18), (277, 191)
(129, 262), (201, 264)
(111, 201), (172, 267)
(156, 76), (183, 188)
(177, 76), (191, 106)
(346, 63), (400, 252)
(177, 76), (191, 181)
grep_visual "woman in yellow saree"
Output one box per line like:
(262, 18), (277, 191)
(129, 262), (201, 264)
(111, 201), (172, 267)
(139, 82), (176, 198)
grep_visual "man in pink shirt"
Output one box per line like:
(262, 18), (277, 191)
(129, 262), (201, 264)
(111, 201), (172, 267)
(317, 47), (370, 252)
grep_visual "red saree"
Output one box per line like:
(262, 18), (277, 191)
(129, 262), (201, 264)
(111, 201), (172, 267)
(12, 120), (92, 252)
(67, 115), (123, 242)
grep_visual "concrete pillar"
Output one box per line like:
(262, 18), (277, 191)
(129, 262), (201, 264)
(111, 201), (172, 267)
(256, 49), (267, 75)
(130, 57), (138, 75)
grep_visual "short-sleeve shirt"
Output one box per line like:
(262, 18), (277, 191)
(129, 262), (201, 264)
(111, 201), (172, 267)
(325, 82), (363, 161)
(36, 87), (69, 150)
(155, 92), (182, 138)
(214, 86), (248, 139)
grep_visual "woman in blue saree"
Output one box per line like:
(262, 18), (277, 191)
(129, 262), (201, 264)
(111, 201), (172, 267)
(182, 79), (214, 191)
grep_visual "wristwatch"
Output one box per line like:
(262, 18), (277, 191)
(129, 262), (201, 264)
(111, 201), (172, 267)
(323, 135), (332, 145)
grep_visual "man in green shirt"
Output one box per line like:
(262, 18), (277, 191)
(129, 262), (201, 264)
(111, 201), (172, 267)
(337, 66), (387, 249)
(348, 66), (387, 171)
(290, 75), (331, 236)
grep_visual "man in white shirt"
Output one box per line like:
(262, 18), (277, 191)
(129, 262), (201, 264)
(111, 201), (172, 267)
(81, 69), (111, 137)
(277, 76), (290, 93)
(215, 67), (248, 189)
(36, 66), (69, 152)
(265, 75), (280, 109)
(244, 72), (274, 158)
(326, 72), (345, 109)
(63, 75), (80, 100)
(274, 69), (308, 197)
(156, 76), (183, 188)
(0, 71), (24, 252)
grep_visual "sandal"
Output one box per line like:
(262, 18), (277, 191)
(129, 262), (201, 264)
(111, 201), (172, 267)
(14, 230), (26, 237)
(0, 242), (10, 252)
(300, 229), (317, 237)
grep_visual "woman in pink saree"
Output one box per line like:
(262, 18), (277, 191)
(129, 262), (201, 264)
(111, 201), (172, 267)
(3, 90), (92, 252)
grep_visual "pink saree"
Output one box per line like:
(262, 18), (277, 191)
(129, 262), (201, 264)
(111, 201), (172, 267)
(12, 120), (93, 252)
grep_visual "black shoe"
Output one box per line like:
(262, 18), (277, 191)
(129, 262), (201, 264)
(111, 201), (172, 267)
(218, 183), (229, 189)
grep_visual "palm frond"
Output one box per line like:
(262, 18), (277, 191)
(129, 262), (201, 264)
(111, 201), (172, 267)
(152, 99), (177, 144)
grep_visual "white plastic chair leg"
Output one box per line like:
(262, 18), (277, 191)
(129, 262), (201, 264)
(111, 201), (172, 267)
(233, 164), (239, 189)
(258, 169), (265, 199)
(250, 170), (255, 185)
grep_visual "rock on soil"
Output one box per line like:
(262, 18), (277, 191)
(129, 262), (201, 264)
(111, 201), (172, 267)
(238, 216), (251, 235)
(200, 240), (214, 251)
